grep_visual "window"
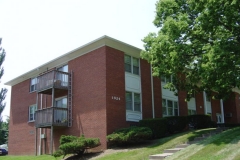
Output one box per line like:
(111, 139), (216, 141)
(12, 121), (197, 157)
(188, 109), (196, 115)
(162, 98), (178, 116)
(57, 64), (68, 72)
(54, 97), (67, 124)
(125, 91), (141, 112)
(30, 78), (37, 92)
(55, 97), (67, 108)
(124, 55), (139, 75)
(57, 65), (68, 86)
(29, 104), (37, 121)
(205, 92), (211, 102)
(161, 75), (173, 83)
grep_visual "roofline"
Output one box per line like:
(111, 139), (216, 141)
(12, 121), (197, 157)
(5, 35), (142, 86)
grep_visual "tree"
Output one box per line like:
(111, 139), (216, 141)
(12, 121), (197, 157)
(0, 38), (7, 144)
(141, 0), (240, 100)
(0, 116), (9, 144)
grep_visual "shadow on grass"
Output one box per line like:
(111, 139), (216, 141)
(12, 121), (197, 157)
(191, 127), (240, 147)
(147, 128), (215, 149)
(64, 152), (103, 160)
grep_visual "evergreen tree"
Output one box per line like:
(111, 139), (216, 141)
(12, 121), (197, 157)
(0, 38), (7, 144)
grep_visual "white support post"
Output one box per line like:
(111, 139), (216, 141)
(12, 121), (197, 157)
(150, 65), (155, 118)
(203, 91), (208, 115)
(220, 99), (225, 123)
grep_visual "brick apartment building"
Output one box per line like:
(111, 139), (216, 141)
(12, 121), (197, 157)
(5, 36), (240, 155)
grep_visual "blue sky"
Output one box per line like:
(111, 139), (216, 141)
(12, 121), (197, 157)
(0, 0), (159, 120)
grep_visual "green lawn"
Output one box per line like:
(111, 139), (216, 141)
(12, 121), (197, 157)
(2, 127), (240, 160)
(0, 155), (61, 160)
(166, 127), (240, 160)
(96, 128), (215, 160)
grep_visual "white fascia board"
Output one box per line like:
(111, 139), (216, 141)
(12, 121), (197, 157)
(5, 35), (142, 86)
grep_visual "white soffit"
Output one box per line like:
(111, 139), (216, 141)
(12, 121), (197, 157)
(5, 35), (142, 86)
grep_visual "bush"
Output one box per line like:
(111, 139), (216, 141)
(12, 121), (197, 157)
(52, 149), (64, 158)
(188, 115), (211, 129)
(139, 118), (167, 138)
(165, 116), (188, 134)
(53, 135), (100, 158)
(140, 116), (188, 138)
(224, 123), (240, 128)
(107, 126), (152, 145)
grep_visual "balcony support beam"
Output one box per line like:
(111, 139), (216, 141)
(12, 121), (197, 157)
(35, 128), (38, 156)
(50, 126), (53, 155)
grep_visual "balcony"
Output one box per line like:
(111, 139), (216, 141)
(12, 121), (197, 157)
(35, 107), (68, 128)
(36, 70), (70, 94)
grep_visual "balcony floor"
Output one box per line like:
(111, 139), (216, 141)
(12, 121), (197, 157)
(38, 87), (68, 95)
(35, 122), (68, 128)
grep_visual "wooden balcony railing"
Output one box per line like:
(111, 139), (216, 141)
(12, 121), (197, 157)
(36, 70), (70, 92)
(35, 107), (68, 128)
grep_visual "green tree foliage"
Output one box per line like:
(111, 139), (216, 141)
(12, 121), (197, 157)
(0, 38), (7, 120)
(0, 38), (7, 145)
(53, 135), (100, 158)
(0, 117), (9, 144)
(141, 0), (240, 99)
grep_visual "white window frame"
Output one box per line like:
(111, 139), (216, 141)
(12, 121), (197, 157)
(125, 91), (141, 112)
(162, 98), (179, 117)
(29, 104), (37, 122)
(124, 54), (140, 75)
(30, 78), (37, 92)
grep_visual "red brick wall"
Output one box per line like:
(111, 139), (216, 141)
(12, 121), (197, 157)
(140, 59), (153, 119)
(178, 91), (188, 116)
(66, 46), (108, 150)
(153, 77), (162, 118)
(234, 93), (240, 123)
(8, 79), (37, 155)
(223, 93), (240, 123)
(195, 92), (205, 114)
(105, 47), (126, 135)
(210, 94), (221, 122)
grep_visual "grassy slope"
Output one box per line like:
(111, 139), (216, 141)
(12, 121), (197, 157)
(2, 127), (240, 160)
(96, 128), (215, 160)
(0, 155), (61, 160)
(166, 127), (240, 160)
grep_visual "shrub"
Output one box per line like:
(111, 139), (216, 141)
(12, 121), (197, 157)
(139, 118), (167, 138)
(224, 123), (240, 128)
(53, 135), (100, 158)
(188, 115), (212, 129)
(52, 149), (64, 158)
(165, 116), (188, 134)
(107, 126), (152, 145)
(210, 121), (217, 128)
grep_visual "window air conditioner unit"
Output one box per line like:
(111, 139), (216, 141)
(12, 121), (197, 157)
(225, 113), (232, 117)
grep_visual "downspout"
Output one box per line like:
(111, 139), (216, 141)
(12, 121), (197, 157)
(220, 99), (225, 123)
(39, 94), (42, 155)
(51, 87), (55, 155)
(150, 65), (155, 118)
(44, 95), (47, 154)
(35, 93), (38, 156)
